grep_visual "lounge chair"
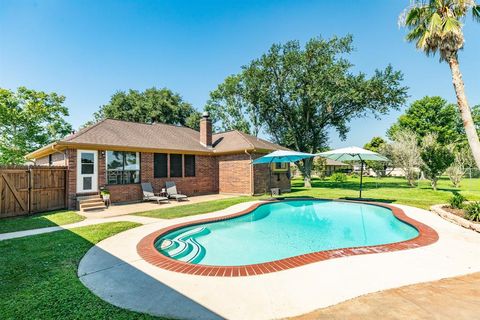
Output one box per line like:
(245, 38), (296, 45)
(165, 181), (188, 201)
(141, 183), (169, 204)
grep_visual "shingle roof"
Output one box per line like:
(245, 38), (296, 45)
(212, 130), (289, 153)
(63, 119), (210, 152)
(27, 119), (289, 158)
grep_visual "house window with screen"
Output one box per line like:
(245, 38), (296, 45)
(154, 153), (168, 178)
(170, 154), (183, 177)
(184, 155), (195, 177)
(272, 162), (288, 172)
(106, 151), (140, 184)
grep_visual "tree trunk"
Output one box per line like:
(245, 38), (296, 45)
(448, 56), (480, 169)
(301, 158), (313, 188)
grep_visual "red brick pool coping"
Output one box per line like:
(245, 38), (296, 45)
(136, 199), (439, 277)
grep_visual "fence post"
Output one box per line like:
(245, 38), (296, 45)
(64, 167), (68, 210)
(28, 166), (33, 214)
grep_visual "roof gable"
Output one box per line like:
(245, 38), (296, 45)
(63, 119), (209, 152)
(26, 119), (290, 159)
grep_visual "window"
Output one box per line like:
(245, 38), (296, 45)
(170, 154), (183, 177)
(81, 153), (94, 174)
(48, 154), (53, 166)
(83, 177), (92, 190)
(154, 153), (168, 178)
(106, 151), (140, 184)
(185, 155), (195, 177)
(271, 162), (288, 172)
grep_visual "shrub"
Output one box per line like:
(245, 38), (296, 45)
(331, 172), (347, 183)
(449, 192), (466, 209)
(465, 202), (480, 222)
(349, 172), (359, 179)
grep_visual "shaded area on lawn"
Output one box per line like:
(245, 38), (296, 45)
(0, 222), (222, 320)
(0, 210), (85, 234)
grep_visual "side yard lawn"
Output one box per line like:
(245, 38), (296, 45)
(0, 222), (163, 320)
(135, 176), (480, 218)
(0, 210), (85, 234)
(288, 176), (480, 209)
(135, 196), (260, 219)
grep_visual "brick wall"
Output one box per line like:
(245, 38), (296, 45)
(140, 152), (218, 196)
(98, 150), (106, 187)
(65, 149), (77, 209)
(252, 153), (291, 195)
(102, 152), (218, 203)
(106, 184), (142, 203)
(35, 152), (67, 166)
(63, 148), (290, 208)
(217, 153), (252, 195)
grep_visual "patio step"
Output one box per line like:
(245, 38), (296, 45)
(82, 205), (107, 212)
(79, 198), (103, 205)
(78, 195), (106, 212)
(77, 195), (101, 202)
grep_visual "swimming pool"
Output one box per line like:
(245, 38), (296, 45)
(153, 200), (419, 266)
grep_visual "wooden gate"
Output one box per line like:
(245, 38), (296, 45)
(0, 166), (67, 218)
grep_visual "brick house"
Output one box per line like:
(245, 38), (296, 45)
(26, 114), (291, 209)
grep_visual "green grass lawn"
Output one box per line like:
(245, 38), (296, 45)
(135, 196), (261, 219)
(0, 222), (164, 320)
(0, 210), (85, 234)
(287, 176), (480, 209)
(1, 176), (477, 319)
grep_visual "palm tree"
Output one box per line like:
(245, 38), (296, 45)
(400, 0), (480, 168)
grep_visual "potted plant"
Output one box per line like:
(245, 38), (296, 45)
(100, 188), (111, 207)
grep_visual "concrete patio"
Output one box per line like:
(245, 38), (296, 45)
(78, 202), (480, 320)
(293, 272), (480, 320)
(79, 193), (236, 218)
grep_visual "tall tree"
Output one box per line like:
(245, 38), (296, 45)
(207, 36), (408, 187)
(364, 137), (387, 153)
(0, 87), (72, 164)
(364, 137), (390, 176)
(420, 134), (455, 190)
(205, 75), (262, 136)
(387, 96), (477, 145)
(87, 87), (201, 130)
(400, 0), (480, 168)
(388, 129), (422, 187)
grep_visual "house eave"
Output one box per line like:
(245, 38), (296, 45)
(26, 143), (286, 160)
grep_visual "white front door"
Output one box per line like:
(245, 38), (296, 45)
(77, 150), (98, 193)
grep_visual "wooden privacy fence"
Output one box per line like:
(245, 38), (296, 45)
(0, 166), (67, 218)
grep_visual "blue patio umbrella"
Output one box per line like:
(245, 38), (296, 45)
(252, 150), (316, 193)
(252, 150), (316, 164)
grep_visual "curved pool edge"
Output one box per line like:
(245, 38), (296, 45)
(136, 199), (439, 277)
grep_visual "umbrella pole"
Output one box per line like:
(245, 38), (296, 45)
(269, 159), (272, 195)
(359, 160), (364, 198)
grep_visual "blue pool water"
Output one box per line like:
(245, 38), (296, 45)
(155, 200), (419, 266)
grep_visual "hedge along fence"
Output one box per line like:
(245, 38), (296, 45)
(0, 165), (68, 218)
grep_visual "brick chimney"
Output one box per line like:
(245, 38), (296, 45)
(200, 111), (212, 147)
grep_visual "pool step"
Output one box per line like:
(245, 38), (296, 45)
(159, 227), (209, 263)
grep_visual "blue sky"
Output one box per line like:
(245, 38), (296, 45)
(1, 0), (479, 148)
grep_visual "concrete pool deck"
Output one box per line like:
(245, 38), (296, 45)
(78, 202), (480, 320)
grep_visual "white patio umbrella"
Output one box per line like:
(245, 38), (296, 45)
(317, 146), (389, 198)
(252, 150), (316, 193)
